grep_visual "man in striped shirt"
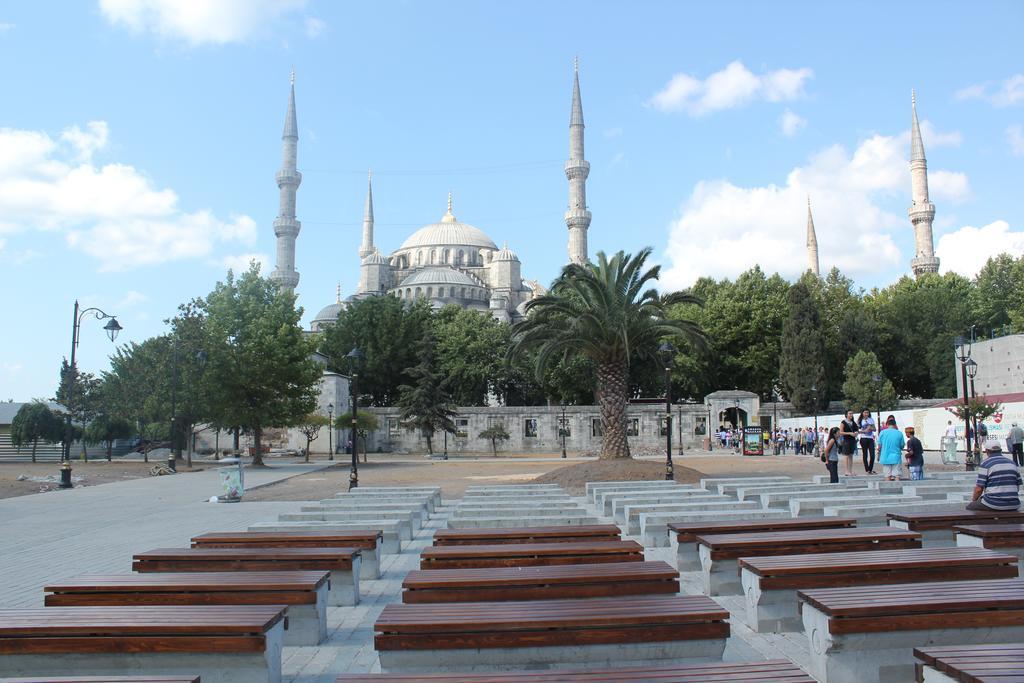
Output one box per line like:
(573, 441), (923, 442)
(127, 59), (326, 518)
(967, 438), (1022, 511)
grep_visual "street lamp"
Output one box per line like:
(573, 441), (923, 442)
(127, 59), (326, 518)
(346, 347), (364, 490)
(61, 301), (121, 489)
(811, 383), (819, 457)
(559, 402), (567, 458)
(327, 403), (334, 461)
(733, 399), (741, 452)
(658, 342), (675, 480)
(954, 335), (974, 469)
(967, 358), (979, 459)
(706, 402), (713, 451)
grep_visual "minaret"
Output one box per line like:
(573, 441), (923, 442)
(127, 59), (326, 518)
(270, 70), (302, 292)
(908, 90), (939, 277)
(359, 170), (374, 259)
(564, 57), (591, 265)
(806, 196), (820, 277)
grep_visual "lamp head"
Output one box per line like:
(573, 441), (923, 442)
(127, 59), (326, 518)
(657, 341), (675, 367)
(966, 358), (979, 379)
(346, 347), (365, 372)
(195, 350), (207, 368)
(103, 317), (122, 342)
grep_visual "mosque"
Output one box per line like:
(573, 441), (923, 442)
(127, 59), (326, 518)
(267, 65), (939, 333)
(265, 63), (593, 331)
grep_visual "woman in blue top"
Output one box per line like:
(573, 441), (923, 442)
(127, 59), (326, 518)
(877, 415), (906, 481)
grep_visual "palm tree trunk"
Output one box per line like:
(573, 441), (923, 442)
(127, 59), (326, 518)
(596, 360), (631, 459)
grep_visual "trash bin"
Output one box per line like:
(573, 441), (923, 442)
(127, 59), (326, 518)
(216, 457), (245, 502)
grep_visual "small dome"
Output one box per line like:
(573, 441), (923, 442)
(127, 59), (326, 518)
(494, 243), (519, 261)
(361, 249), (387, 265)
(400, 267), (480, 288)
(313, 302), (344, 325)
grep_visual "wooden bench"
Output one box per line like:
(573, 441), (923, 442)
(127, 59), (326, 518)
(0, 679), (201, 683)
(0, 605), (284, 683)
(669, 516), (857, 570)
(373, 594), (729, 672)
(192, 530), (384, 579)
(798, 579), (1024, 683)
(739, 547), (1019, 633)
(696, 526), (921, 595)
(44, 571), (330, 646)
(432, 524), (621, 546)
(133, 547), (360, 606)
(956, 523), (1024, 572)
(419, 540), (644, 569)
(914, 643), (1024, 683)
(402, 560), (678, 603)
(888, 510), (1024, 546)
(335, 659), (814, 682)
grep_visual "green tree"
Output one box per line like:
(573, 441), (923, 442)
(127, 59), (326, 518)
(10, 402), (64, 462)
(200, 264), (322, 466)
(83, 414), (135, 461)
(478, 424), (510, 456)
(296, 413), (330, 463)
(319, 296), (432, 406)
(841, 350), (898, 413)
(102, 336), (175, 463)
(397, 331), (457, 454)
(432, 305), (512, 406)
(335, 411), (380, 461)
(971, 254), (1024, 333)
(54, 361), (103, 460)
(510, 248), (705, 459)
(779, 281), (827, 414)
(805, 269), (876, 402)
(166, 302), (213, 465)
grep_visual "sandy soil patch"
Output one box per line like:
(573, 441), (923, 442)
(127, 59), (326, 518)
(0, 460), (203, 499)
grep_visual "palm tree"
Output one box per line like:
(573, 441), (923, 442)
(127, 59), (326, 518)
(510, 248), (704, 459)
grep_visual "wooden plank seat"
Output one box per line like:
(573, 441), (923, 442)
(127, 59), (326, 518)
(419, 541), (643, 570)
(739, 547), (1019, 633)
(0, 678), (201, 682)
(696, 526), (921, 596)
(797, 578), (1024, 683)
(335, 659), (814, 682)
(888, 510), (1024, 546)
(132, 547), (360, 606)
(914, 643), (1024, 683)
(402, 560), (679, 603)
(432, 525), (621, 546)
(0, 605), (285, 683)
(192, 530), (384, 579)
(44, 571), (330, 646)
(372, 594), (729, 672)
(956, 524), (1024, 572)
(668, 516), (857, 570)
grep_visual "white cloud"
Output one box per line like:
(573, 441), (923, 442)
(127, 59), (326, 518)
(304, 16), (326, 38)
(919, 120), (962, 148)
(116, 290), (149, 309)
(937, 221), (1024, 277)
(780, 109), (806, 137)
(603, 127), (623, 139)
(98, 0), (306, 45)
(0, 22), (14, 33)
(0, 121), (256, 271)
(648, 61), (813, 116)
(955, 74), (1024, 107)
(662, 126), (970, 288)
(1008, 124), (1024, 156)
(221, 252), (270, 274)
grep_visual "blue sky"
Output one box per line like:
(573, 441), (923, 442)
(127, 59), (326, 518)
(1, 0), (1022, 400)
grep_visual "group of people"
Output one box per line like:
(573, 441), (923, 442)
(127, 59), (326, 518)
(769, 427), (819, 455)
(818, 410), (924, 483)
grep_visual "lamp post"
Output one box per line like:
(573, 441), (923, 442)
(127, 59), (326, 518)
(871, 373), (883, 446)
(61, 300), (122, 489)
(443, 428), (448, 461)
(706, 402), (713, 451)
(733, 399), (741, 452)
(559, 402), (567, 458)
(967, 358), (979, 460)
(954, 335), (974, 470)
(186, 349), (206, 469)
(658, 342), (675, 480)
(811, 383), (819, 457)
(346, 347), (364, 490)
(327, 403), (334, 461)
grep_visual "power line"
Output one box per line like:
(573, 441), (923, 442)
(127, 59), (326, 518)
(302, 160), (563, 176)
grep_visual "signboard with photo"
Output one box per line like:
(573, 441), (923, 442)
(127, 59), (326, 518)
(743, 426), (765, 456)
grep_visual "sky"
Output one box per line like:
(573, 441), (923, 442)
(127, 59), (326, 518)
(1, 0), (1022, 400)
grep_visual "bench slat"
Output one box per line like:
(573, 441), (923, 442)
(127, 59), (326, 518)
(133, 547), (359, 572)
(420, 541), (642, 569)
(433, 525), (621, 546)
(193, 530), (381, 550)
(669, 517), (855, 543)
(0, 677), (201, 682)
(45, 571), (329, 592)
(888, 510), (1024, 531)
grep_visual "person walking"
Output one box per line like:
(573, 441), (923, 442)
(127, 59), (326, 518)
(839, 411), (859, 477)
(1008, 422), (1024, 468)
(967, 438), (1022, 511)
(805, 426), (817, 456)
(822, 426), (841, 483)
(877, 416), (906, 481)
(904, 426), (924, 480)
(858, 409), (876, 474)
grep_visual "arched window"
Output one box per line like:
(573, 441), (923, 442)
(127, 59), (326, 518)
(430, 250), (437, 264)
(458, 250), (464, 265)
(443, 248), (450, 263)
(415, 287), (422, 298)
(416, 251), (423, 266)
(460, 287), (466, 298)
(426, 286), (433, 298)
(449, 287), (456, 298)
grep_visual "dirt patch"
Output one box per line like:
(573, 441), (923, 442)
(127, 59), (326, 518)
(0, 460), (203, 499)
(531, 460), (705, 494)
(243, 458), (576, 501)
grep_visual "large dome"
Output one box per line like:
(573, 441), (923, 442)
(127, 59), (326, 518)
(400, 267), (481, 288)
(397, 199), (497, 251)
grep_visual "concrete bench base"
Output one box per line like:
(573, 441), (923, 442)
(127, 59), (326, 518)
(0, 620), (283, 683)
(626, 502), (757, 535)
(453, 507), (588, 518)
(887, 519), (959, 547)
(642, 510), (789, 548)
(377, 638), (726, 673)
(329, 560), (360, 606)
(802, 601), (1024, 683)
(285, 598), (327, 645)
(306, 503), (427, 527)
(698, 545), (743, 596)
(447, 516), (600, 529)
(956, 533), (1024, 574)
(341, 487), (442, 509)
(919, 665), (960, 682)
(740, 568), (801, 632)
(277, 514), (413, 540)
(249, 521), (399, 557)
